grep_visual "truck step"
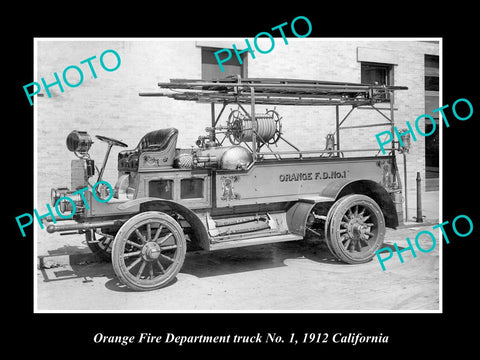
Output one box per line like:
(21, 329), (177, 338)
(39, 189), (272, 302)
(209, 233), (304, 251)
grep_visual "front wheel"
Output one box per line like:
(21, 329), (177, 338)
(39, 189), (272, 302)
(325, 194), (386, 264)
(111, 211), (186, 291)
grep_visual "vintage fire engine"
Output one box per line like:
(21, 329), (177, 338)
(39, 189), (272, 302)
(45, 77), (408, 291)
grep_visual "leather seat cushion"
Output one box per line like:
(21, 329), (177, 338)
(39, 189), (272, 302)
(138, 128), (178, 152)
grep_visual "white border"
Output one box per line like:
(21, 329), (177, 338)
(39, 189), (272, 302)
(33, 37), (443, 314)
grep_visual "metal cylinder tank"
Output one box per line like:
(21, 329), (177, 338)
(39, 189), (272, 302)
(219, 146), (253, 170)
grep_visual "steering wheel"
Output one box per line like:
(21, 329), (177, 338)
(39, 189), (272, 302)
(95, 135), (128, 148)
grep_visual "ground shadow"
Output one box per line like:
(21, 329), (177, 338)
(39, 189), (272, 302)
(180, 238), (343, 279)
(381, 243), (401, 250)
(104, 277), (178, 293)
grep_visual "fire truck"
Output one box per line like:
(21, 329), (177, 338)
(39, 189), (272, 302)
(45, 77), (407, 291)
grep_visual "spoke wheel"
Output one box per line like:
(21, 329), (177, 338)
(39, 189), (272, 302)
(86, 229), (113, 262)
(111, 211), (186, 291)
(325, 194), (385, 264)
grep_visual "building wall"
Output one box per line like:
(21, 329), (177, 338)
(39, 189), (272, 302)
(35, 39), (439, 221)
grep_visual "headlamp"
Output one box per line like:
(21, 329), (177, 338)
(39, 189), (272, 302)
(66, 130), (93, 154)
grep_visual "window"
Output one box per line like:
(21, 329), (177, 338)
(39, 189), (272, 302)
(181, 178), (204, 199)
(425, 76), (439, 91)
(201, 47), (247, 80)
(425, 54), (439, 69)
(361, 62), (394, 86)
(149, 180), (173, 200)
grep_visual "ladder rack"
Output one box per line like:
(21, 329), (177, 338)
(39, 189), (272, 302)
(140, 77), (408, 106)
(139, 76), (408, 160)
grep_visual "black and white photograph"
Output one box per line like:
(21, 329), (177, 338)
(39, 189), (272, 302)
(32, 38), (442, 312)
(9, 6), (478, 355)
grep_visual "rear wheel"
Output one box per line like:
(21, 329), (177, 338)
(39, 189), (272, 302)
(325, 194), (385, 264)
(111, 211), (186, 291)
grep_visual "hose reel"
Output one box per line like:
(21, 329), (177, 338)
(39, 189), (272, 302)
(226, 108), (282, 146)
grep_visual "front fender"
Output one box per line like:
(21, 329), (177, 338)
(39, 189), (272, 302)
(116, 197), (161, 212)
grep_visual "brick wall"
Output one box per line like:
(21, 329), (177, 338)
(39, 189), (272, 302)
(35, 39), (439, 221)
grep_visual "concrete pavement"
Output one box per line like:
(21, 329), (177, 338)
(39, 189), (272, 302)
(36, 225), (440, 311)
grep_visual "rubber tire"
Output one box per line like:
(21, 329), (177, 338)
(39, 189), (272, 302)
(111, 211), (186, 291)
(325, 194), (386, 264)
(323, 198), (344, 257)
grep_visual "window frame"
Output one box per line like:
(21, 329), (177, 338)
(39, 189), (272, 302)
(148, 179), (174, 200)
(360, 62), (394, 102)
(144, 172), (211, 209)
(424, 54), (440, 117)
(201, 46), (248, 80)
(180, 177), (205, 200)
(360, 62), (394, 86)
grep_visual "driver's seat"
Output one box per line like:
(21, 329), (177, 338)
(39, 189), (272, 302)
(118, 128), (178, 171)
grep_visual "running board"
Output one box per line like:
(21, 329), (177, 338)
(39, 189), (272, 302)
(209, 233), (304, 251)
